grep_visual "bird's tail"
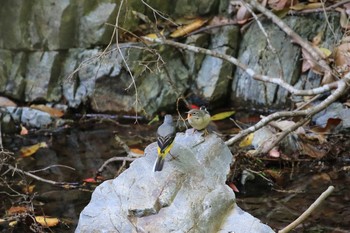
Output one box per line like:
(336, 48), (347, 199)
(153, 155), (165, 172)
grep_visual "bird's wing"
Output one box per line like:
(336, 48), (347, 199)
(157, 134), (175, 152)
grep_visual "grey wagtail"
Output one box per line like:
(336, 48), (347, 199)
(187, 106), (211, 132)
(153, 114), (176, 172)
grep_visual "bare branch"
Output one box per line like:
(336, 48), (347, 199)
(96, 156), (137, 176)
(28, 164), (75, 173)
(143, 37), (338, 96)
(278, 186), (335, 233)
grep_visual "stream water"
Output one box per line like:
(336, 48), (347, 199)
(1, 119), (349, 232)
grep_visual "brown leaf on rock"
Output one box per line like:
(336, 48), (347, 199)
(30, 104), (64, 117)
(301, 48), (324, 74)
(334, 42), (350, 74)
(311, 118), (342, 134)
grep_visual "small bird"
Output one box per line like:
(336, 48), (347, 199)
(153, 114), (176, 172)
(187, 106), (211, 132)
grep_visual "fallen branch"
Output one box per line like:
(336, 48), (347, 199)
(278, 186), (335, 233)
(6, 164), (79, 188)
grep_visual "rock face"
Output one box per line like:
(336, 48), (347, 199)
(76, 130), (274, 233)
(0, 1), (343, 119)
(231, 14), (340, 109)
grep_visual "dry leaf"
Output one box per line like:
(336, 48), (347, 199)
(334, 42), (350, 71)
(35, 216), (60, 228)
(318, 47), (332, 58)
(236, 5), (251, 23)
(20, 142), (48, 158)
(83, 176), (105, 183)
(130, 148), (144, 155)
(147, 115), (159, 125)
(30, 104), (64, 118)
(23, 185), (35, 194)
(337, 8), (350, 29)
(239, 133), (254, 147)
(20, 125), (28, 135)
(210, 111), (235, 121)
(268, 148), (280, 158)
(299, 142), (326, 158)
(301, 48), (324, 74)
(170, 18), (207, 38)
(227, 182), (239, 192)
(290, 2), (322, 11)
(312, 30), (324, 46)
(9, 221), (17, 227)
(311, 118), (342, 134)
(7, 206), (28, 216)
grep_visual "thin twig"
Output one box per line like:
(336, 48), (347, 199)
(7, 165), (79, 187)
(278, 186), (335, 233)
(96, 156), (137, 176)
(28, 164), (75, 173)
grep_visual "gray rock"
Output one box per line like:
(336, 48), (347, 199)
(4, 107), (53, 128)
(29, 0), (73, 50)
(175, 0), (220, 16)
(185, 33), (210, 75)
(76, 130), (274, 233)
(0, 50), (29, 100)
(231, 14), (340, 109)
(90, 44), (189, 115)
(25, 51), (62, 102)
(196, 26), (239, 103)
(313, 102), (350, 133)
(77, 1), (117, 47)
(0, 0), (32, 49)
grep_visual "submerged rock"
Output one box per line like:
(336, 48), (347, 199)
(76, 130), (274, 233)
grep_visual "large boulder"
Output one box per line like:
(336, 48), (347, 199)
(76, 130), (274, 233)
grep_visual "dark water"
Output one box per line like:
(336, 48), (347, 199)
(1, 120), (349, 232)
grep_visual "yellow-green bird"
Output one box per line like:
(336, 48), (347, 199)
(187, 106), (211, 131)
(153, 114), (176, 172)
